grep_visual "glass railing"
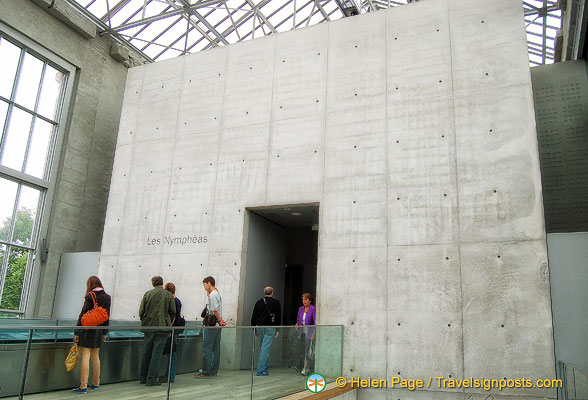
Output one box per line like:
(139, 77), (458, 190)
(559, 361), (588, 400)
(0, 322), (342, 399)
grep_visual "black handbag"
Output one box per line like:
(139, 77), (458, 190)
(201, 307), (216, 326)
(175, 315), (186, 333)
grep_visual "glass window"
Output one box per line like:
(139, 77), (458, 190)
(25, 118), (53, 179)
(11, 185), (40, 247)
(0, 38), (20, 99)
(0, 100), (8, 136)
(1, 106), (32, 171)
(37, 66), (64, 121)
(0, 28), (71, 315)
(14, 52), (44, 111)
(0, 247), (29, 310)
(0, 178), (18, 242)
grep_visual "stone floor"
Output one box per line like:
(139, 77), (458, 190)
(7, 368), (328, 400)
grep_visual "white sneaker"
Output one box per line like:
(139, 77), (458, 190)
(301, 369), (308, 376)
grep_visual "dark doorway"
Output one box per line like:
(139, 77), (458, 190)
(283, 264), (303, 325)
(240, 204), (318, 369)
(248, 205), (318, 325)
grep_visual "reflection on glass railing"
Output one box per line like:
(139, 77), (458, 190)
(0, 324), (342, 399)
(560, 361), (588, 400)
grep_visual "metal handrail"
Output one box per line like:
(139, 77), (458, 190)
(0, 323), (341, 330)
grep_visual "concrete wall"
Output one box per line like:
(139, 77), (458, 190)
(99, 0), (556, 397)
(0, 0), (128, 316)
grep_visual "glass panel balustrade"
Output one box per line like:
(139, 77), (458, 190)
(0, 322), (342, 399)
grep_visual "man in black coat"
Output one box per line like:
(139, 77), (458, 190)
(251, 287), (281, 376)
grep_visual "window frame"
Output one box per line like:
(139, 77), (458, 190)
(0, 22), (77, 317)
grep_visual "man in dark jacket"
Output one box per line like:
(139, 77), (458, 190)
(251, 286), (281, 376)
(139, 276), (176, 386)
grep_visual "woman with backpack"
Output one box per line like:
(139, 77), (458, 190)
(72, 276), (111, 394)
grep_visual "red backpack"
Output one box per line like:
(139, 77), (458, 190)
(81, 291), (109, 326)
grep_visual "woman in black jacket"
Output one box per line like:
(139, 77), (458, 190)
(72, 276), (111, 394)
(162, 282), (183, 383)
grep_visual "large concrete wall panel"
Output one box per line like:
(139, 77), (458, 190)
(272, 24), (328, 121)
(119, 139), (174, 256)
(455, 85), (545, 242)
(386, 0), (452, 102)
(320, 247), (387, 377)
(164, 132), (219, 251)
(327, 12), (386, 112)
(387, 96), (458, 246)
(135, 59), (183, 143)
(178, 48), (227, 136)
(461, 240), (554, 398)
(387, 245), (462, 387)
(112, 254), (162, 319)
(222, 36), (276, 129)
(449, 0), (531, 94)
(100, 144), (133, 256)
(160, 252), (210, 320)
(266, 116), (325, 205)
(322, 108), (387, 249)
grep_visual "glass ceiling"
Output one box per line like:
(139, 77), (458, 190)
(66, 0), (561, 65)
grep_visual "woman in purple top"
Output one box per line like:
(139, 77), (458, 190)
(295, 293), (316, 376)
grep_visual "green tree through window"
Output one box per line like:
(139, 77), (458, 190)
(0, 208), (33, 310)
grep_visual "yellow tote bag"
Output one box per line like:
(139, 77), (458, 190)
(65, 343), (79, 372)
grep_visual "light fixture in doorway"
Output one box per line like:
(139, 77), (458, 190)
(292, 212), (302, 216)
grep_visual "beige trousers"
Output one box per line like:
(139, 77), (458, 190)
(80, 346), (100, 389)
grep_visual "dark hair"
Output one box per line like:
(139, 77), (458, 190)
(302, 293), (312, 301)
(86, 276), (103, 293)
(152, 276), (163, 287)
(203, 276), (215, 286)
(165, 282), (176, 294)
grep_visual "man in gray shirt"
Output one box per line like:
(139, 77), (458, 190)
(195, 276), (225, 378)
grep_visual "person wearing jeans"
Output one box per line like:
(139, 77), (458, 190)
(195, 276), (226, 378)
(139, 276), (176, 386)
(202, 327), (222, 375)
(251, 287), (281, 376)
(163, 282), (183, 383)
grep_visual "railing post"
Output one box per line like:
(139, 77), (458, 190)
(18, 329), (34, 400)
(166, 327), (173, 400)
(250, 327), (255, 400)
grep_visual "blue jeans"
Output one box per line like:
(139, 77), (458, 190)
(256, 328), (276, 374)
(163, 352), (177, 382)
(140, 332), (167, 384)
(202, 328), (222, 376)
(163, 332), (179, 382)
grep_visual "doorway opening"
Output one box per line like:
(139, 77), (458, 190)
(240, 203), (319, 369)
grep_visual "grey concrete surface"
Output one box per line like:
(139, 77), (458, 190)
(98, 0), (555, 398)
(1, 0), (128, 317)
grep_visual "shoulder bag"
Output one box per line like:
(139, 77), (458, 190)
(81, 291), (109, 326)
